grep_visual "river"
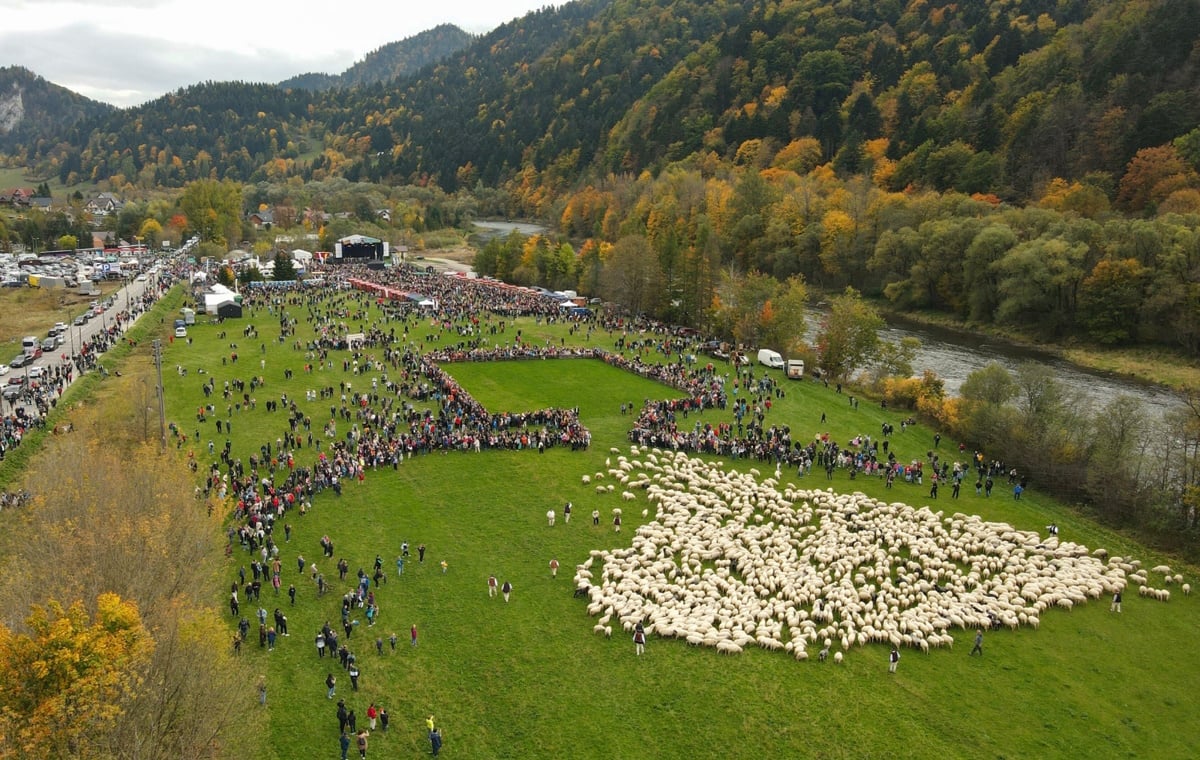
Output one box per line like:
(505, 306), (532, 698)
(804, 308), (1185, 420)
(472, 220), (549, 241)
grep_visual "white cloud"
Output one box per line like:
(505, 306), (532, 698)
(0, 0), (554, 107)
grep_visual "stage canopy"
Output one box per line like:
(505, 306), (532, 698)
(334, 235), (386, 262)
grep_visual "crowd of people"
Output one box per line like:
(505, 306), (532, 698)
(186, 260), (1036, 756)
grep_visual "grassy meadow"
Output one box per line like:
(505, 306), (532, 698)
(151, 287), (1200, 760)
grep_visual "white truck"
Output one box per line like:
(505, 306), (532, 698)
(786, 360), (806, 379)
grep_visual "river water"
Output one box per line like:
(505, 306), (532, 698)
(472, 220), (549, 241)
(471, 220), (1184, 419)
(804, 308), (1185, 420)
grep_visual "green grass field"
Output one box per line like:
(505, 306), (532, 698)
(157, 293), (1200, 759)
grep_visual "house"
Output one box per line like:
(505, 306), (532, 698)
(248, 209), (274, 229)
(29, 197), (52, 211)
(303, 208), (331, 226)
(85, 192), (123, 216)
(0, 188), (34, 207)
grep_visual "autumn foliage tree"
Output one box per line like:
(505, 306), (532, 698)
(0, 593), (152, 760)
(0, 411), (250, 760)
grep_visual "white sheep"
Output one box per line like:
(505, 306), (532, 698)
(833, 651), (844, 664)
(1183, 583), (1191, 596)
(579, 451), (1178, 665)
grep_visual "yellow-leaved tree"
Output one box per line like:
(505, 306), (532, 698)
(0, 592), (152, 759)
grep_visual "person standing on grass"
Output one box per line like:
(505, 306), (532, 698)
(592, 509), (600, 526)
(1111, 590), (1122, 613)
(256, 676), (267, 705)
(488, 575), (498, 598)
(970, 629), (984, 656)
(501, 580), (513, 602)
(356, 729), (368, 759)
(549, 558), (559, 578)
(339, 730), (350, 760)
(889, 647), (900, 674)
(633, 627), (646, 655)
(326, 672), (337, 699)
(430, 727), (443, 756)
(411, 623), (418, 647)
(367, 703), (378, 731)
(418, 543), (426, 562)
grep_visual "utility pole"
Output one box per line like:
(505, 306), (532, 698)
(152, 339), (167, 451)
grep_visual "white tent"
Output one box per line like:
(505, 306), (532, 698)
(291, 249), (313, 262)
(418, 299), (437, 308)
(204, 283), (237, 312)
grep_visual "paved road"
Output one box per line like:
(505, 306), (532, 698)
(0, 273), (165, 419)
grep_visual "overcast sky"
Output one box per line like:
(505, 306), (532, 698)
(0, 0), (554, 108)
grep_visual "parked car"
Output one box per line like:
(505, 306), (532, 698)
(175, 326), (188, 338)
(28, 366), (44, 380)
(0, 364), (8, 376)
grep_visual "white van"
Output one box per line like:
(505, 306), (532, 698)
(786, 360), (805, 379)
(757, 348), (784, 369)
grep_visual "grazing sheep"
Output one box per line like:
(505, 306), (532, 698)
(622, 491), (636, 501)
(1183, 583), (1191, 596)
(579, 450), (1181, 665)
(581, 475), (591, 485)
(833, 651), (844, 664)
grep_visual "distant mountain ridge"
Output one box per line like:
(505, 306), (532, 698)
(0, 66), (113, 149)
(278, 24), (474, 91)
(3, 0), (1199, 205)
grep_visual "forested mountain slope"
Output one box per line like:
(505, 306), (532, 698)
(0, 66), (113, 153)
(278, 24), (474, 91)
(5, 0), (1199, 204)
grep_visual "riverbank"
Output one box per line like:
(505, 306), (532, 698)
(872, 304), (1200, 394)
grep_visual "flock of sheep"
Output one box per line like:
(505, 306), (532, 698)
(575, 447), (1187, 660)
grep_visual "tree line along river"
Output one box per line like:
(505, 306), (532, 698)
(473, 221), (1184, 421)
